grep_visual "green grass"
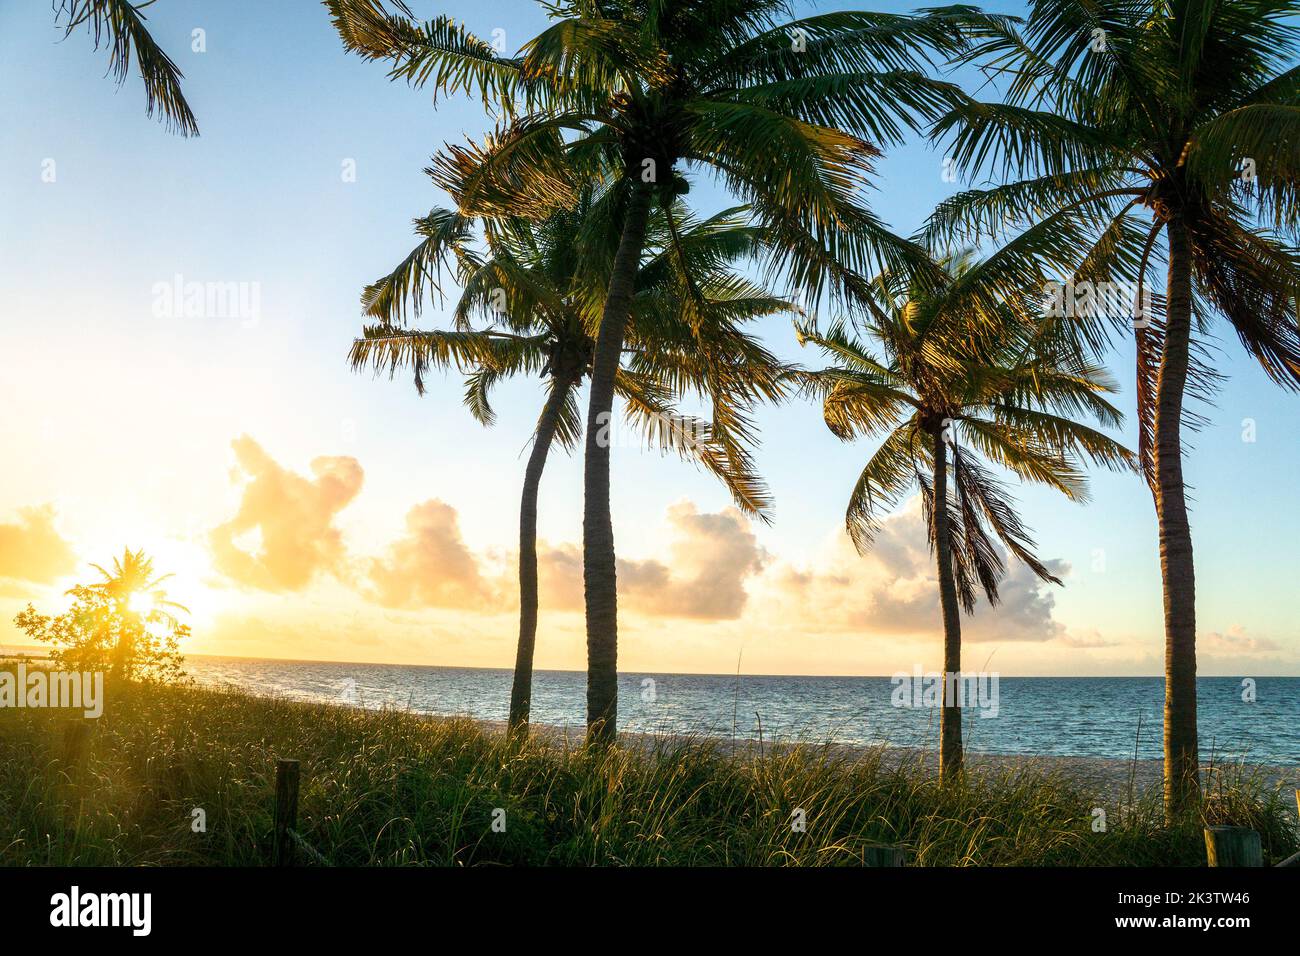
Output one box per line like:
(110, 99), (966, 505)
(0, 680), (1294, 866)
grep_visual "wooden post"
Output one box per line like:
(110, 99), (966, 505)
(1204, 826), (1263, 867)
(862, 844), (906, 867)
(273, 759), (300, 867)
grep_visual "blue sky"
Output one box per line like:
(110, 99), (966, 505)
(0, 0), (1295, 676)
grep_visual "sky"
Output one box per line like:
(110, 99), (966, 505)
(0, 0), (1295, 677)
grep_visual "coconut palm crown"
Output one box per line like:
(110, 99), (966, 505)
(797, 252), (1135, 779)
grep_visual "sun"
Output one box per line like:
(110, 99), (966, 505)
(127, 591), (158, 616)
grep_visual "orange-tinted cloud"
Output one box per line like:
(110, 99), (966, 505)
(1202, 626), (1281, 657)
(365, 500), (493, 609)
(537, 542), (584, 610)
(0, 505), (77, 583)
(760, 499), (1066, 642)
(537, 502), (767, 620)
(621, 503), (767, 618)
(210, 435), (363, 591)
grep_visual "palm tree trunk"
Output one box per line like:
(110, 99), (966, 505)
(1157, 213), (1200, 822)
(508, 372), (577, 735)
(112, 614), (135, 683)
(583, 182), (654, 746)
(932, 430), (963, 784)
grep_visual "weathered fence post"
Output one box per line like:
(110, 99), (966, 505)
(273, 759), (300, 867)
(1204, 826), (1263, 867)
(862, 844), (906, 867)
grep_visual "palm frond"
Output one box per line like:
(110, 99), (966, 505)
(57, 0), (198, 135)
(325, 0), (525, 108)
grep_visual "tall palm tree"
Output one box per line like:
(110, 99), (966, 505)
(328, 0), (974, 742)
(797, 253), (1135, 783)
(350, 184), (790, 733)
(55, 0), (198, 135)
(927, 0), (1300, 818)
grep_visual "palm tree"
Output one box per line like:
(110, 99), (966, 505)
(87, 547), (188, 679)
(349, 184), (790, 733)
(329, 0), (975, 742)
(797, 253), (1135, 783)
(55, 0), (198, 135)
(928, 0), (1300, 818)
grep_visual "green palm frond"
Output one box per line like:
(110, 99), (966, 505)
(616, 369), (774, 519)
(954, 451), (1060, 587)
(844, 422), (922, 552)
(348, 325), (546, 397)
(429, 116), (582, 219)
(1191, 214), (1300, 386)
(325, 0), (524, 108)
(687, 100), (879, 237)
(959, 416), (1088, 502)
(708, 9), (965, 90)
(987, 405), (1135, 474)
(519, 11), (655, 97)
(724, 70), (964, 145)
(924, 167), (1141, 249)
(931, 101), (1123, 182)
(57, 0), (198, 135)
(805, 241), (1134, 601)
(1186, 105), (1300, 227)
(361, 208), (479, 323)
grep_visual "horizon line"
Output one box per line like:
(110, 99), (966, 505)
(3, 646), (1295, 680)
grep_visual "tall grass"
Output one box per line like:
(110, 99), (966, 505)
(0, 682), (1294, 866)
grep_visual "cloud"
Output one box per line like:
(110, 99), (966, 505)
(365, 500), (493, 609)
(622, 503), (767, 619)
(537, 542), (584, 610)
(537, 502), (766, 620)
(1201, 626), (1281, 657)
(210, 435), (363, 591)
(760, 497), (1066, 642)
(1058, 632), (1121, 649)
(0, 505), (77, 583)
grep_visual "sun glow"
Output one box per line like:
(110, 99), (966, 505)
(127, 591), (157, 616)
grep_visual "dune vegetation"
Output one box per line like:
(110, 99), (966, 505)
(0, 678), (1294, 867)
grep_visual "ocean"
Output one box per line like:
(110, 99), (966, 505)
(185, 656), (1300, 766)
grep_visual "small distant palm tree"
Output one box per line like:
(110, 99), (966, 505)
(55, 0), (198, 135)
(797, 254), (1135, 783)
(928, 0), (1300, 818)
(350, 184), (790, 733)
(87, 547), (188, 678)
